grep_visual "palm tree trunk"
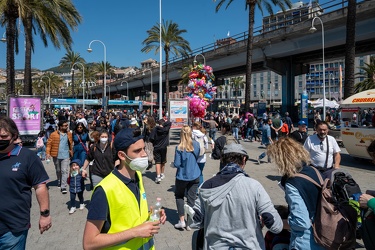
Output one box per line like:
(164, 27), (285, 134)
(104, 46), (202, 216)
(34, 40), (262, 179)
(5, 4), (18, 96)
(165, 49), (169, 114)
(23, 13), (33, 95)
(245, 4), (255, 110)
(344, 0), (356, 99)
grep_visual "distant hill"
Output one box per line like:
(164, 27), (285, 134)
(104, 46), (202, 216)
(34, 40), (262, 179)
(45, 65), (71, 73)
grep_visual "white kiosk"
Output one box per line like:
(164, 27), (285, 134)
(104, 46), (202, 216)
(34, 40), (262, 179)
(340, 89), (375, 160)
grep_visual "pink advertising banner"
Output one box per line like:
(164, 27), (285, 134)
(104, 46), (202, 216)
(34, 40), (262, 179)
(9, 97), (42, 135)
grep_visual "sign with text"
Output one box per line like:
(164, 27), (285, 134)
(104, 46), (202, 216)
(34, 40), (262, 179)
(169, 99), (189, 129)
(9, 97), (42, 135)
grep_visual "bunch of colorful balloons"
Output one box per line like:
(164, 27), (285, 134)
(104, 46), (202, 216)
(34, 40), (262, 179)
(185, 63), (216, 118)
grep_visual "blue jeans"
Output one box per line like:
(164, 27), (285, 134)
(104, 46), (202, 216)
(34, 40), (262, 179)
(0, 230), (28, 249)
(209, 128), (217, 141)
(246, 128), (253, 140)
(232, 127), (239, 140)
(73, 149), (87, 167)
(198, 162), (205, 186)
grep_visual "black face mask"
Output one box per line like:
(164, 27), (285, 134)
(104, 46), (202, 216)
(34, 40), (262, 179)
(0, 140), (11, 151)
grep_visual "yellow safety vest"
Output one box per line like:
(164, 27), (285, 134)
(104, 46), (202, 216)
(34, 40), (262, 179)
(95, 171), (154, 250)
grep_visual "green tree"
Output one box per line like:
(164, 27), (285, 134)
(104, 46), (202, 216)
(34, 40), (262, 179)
(142, 20), (191, 111)
(21, 0), (81, 95)
(343, 0), (357, 99)
(354, 56), (375, 93)
(215, 0), (291, 110)
(0, 0), (81, 96)
(0, 1), (18, 95)
(60, 51), (85, 97)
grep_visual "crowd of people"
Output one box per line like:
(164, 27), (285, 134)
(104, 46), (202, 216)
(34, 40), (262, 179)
(1, 105), (375, 250)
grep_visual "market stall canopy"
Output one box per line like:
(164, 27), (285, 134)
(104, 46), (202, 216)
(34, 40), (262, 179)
(340, 89), (375, 108)
(312, 99), (339, 108)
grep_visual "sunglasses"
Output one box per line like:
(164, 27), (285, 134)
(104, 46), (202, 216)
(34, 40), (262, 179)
(320, 141), (324, 151)
(77, 127), (83, 129)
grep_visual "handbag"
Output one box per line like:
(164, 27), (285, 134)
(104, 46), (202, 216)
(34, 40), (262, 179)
(145, 141), (154, 162)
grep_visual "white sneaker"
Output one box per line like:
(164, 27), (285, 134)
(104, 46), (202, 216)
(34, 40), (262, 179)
(79, 203), (85, 210)
(69, 207), (76, 214)
(155, 177), (161, 184)
(174, 220), (186, 229)
(257, 158), (261, 165)
(160, 173), (165, 180)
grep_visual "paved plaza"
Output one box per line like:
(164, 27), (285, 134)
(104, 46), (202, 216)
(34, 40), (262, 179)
(26, 130), (373, 249)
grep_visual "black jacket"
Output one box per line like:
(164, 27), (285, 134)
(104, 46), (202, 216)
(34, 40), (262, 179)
(150, 121), (171, 149)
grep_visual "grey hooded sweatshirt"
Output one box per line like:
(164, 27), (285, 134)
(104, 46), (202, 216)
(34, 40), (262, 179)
(193, 173), (283, 250)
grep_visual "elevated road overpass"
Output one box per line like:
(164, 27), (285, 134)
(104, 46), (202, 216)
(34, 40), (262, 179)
(89, 0), (375, 113)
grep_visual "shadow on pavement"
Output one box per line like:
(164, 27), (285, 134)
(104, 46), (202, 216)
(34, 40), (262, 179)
(265, 175), (281, 182)
(163, 206), (179, 228)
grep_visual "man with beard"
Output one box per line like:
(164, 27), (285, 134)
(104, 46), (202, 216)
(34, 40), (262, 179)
(46, 120), (73, 194)
(304, 121), (341, 170)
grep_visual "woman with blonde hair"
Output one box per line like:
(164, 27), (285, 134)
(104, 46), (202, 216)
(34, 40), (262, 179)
(172, 125), (201, 230)
(267, 137), (325, 250)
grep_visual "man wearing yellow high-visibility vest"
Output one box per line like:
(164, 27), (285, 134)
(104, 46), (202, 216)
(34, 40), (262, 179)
(83, 127), (166, 250)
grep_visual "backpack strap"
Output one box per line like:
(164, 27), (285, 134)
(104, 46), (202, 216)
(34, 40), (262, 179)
(324, 136), (329, 168)
(295, 166), (324, 188)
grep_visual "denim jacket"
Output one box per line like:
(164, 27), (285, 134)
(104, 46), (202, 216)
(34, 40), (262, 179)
(285, 183), (325, 250)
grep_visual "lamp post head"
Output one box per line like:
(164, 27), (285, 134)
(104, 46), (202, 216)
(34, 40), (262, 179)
(309, 26), (317, 33)
(0, 37), (6, 43)
(87, 48), (93, 53)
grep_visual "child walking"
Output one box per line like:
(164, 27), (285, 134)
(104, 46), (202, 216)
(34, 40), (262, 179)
(68, 159), (85, 214)
(36, 131), (46, 160)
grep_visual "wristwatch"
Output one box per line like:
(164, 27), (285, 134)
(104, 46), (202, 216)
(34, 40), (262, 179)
(40, 209), (50, 217)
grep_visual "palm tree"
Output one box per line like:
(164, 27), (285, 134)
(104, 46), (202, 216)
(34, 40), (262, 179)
(354, 56), (375, 93)
(215, 0), (292, 110)
(60, 51), (85, 97)
(0, 0), (81, 96)
(142, 20), (191, 111)
(344, 0), (357, 99)
(0, 1), (18, 96)
(21, 0), (81, 95)
(35, 72), (64, 101)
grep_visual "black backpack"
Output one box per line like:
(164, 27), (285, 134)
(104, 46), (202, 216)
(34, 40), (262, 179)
(330, 170), (362, 202)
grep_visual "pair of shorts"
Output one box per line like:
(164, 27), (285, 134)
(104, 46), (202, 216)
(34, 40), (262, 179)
(153, 148), (167, 164)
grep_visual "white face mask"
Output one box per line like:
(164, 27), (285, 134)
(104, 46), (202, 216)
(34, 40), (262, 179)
(100, 138), (108, 144)
(71, 170), (79, 177)
(125, 154), (149, 173)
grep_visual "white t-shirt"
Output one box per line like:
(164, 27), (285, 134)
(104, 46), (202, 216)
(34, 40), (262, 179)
(304, 134), (341, 168)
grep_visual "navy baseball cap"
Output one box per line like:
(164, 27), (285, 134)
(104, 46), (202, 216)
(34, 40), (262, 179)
(70, 159), (82, 167)
(114, 128), (144, 150)
(298, 120), (307, 126)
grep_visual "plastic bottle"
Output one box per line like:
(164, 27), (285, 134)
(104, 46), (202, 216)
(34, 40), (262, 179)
(150, 198), (162, 222)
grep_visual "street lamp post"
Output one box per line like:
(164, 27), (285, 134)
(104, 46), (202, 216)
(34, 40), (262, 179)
(71, 62), (85, 110)
(159, 0), (163, 119)
(310, 16), (326, 121)
(107, 85), (111, 101)
(40, 75), (51, 109)
(329, 73), (334, 100)
(120, 81), (129, 100)
(87, 40), (106, 111)
(143, 69), (153, 114)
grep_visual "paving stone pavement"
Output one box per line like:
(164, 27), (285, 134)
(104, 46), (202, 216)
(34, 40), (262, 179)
(26, 130), (373, 249)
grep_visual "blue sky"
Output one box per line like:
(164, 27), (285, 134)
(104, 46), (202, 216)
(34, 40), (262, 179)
(0, 0), (308, 71)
